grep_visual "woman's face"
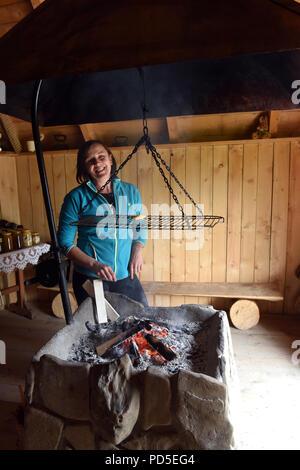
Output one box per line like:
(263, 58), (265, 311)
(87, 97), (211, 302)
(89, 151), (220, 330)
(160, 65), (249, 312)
(85, 143), (113, 184)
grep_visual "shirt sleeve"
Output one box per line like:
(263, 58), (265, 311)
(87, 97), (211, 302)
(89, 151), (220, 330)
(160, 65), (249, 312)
(57, 192), (79, 256)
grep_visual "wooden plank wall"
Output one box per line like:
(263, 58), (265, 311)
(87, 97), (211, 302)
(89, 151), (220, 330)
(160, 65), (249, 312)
(15, 151), (78, 240)
(0, 155), (20, 306)
(5, 137), (300, 314)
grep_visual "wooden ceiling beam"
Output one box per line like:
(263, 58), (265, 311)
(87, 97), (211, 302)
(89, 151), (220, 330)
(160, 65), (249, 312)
(269, 110), (281, 137)
(0, 113), (22, 153)
(4, 110), (300, 151)
(79, 124), (97, 142)
(0, 1), (34, 39)
(0, 1), (32, 23)
(166, 113), (262, 143)
(30, 0), (45, 9)
(79, 119), (169, 147)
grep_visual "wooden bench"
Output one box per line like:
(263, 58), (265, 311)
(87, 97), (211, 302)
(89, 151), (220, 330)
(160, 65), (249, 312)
(141, 281), (284, 329)
(141, 281), (283, 301)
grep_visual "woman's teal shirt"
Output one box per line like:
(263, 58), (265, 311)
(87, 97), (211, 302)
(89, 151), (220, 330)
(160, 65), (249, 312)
(57, 179), (147, 280)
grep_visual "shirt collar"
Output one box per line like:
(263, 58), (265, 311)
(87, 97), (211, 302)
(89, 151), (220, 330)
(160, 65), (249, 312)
(86, 180), (98, 193)
(86, 179), (117, 193)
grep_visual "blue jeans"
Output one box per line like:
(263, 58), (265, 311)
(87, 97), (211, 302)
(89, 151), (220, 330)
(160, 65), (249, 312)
(72, 270), (148, 307)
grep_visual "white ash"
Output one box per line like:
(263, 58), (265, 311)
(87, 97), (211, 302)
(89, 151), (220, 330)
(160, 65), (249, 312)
(68, 316), (211, 375)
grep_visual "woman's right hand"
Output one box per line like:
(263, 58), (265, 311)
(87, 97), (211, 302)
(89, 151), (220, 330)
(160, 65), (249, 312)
(90, 259), (116, 282)
(66, 246), (116, 281)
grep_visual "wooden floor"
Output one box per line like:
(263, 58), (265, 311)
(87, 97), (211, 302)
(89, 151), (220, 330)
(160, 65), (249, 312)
(0, 301), (300, 450)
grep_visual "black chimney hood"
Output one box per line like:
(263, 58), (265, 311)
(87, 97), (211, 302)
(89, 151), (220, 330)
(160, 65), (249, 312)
(2, 50), (300, 126)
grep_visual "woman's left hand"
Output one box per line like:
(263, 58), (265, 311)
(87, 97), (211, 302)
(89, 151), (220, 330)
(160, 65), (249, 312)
(129, 242), (144, 279)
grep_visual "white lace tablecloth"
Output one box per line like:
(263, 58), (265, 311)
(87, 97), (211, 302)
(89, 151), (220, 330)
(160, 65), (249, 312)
(0, 243), (51, 274)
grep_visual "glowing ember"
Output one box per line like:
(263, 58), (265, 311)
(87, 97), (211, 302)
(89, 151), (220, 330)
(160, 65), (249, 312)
(69, 314), (201, 375)
(121, 322), (172, 364)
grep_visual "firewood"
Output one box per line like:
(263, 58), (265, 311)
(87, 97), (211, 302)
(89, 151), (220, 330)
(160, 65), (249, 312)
(82, 279), (119, 321)
(96, 329), (132, 356)
(93, 279), (107, 324)
(144, 333), (177, 361)
(96, 320), (151, 356)
(229, 299), (260, 330)
(51, 292), (77, 318)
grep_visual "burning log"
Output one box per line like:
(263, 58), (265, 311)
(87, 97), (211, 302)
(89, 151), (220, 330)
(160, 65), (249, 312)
(144, 333), (177, 361)
(95, 315), (177, 365)
(129, 339), (142, 367)
(121, 316), (142, 331)
(96, 319), (151, 357)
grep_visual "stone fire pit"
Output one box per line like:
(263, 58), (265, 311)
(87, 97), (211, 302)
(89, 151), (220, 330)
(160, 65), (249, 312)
(24, 293), (240, 450)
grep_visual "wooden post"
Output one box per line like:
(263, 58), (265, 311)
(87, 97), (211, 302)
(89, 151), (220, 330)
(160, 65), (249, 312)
(82, 279), (119, 321)
(17, 269), (25, 309)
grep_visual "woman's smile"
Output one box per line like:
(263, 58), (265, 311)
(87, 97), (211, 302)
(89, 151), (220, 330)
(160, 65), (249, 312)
(95, 166), (106, 175)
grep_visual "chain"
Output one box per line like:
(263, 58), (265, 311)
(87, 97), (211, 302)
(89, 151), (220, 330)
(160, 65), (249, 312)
(100, 135), (145, 189)
(145, 136), (203, 217)
(147, 141), (185, 216)
(138, 67), (200, 219)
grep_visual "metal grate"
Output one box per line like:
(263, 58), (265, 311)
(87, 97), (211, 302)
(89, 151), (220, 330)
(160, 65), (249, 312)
(71, 214), (224, 230)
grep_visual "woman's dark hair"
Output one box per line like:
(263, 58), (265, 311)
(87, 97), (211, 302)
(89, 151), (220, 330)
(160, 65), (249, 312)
(76, 140), (117, 184)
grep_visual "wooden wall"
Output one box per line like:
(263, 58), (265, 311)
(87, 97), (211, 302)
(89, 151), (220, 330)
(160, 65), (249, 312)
(1, 137), (300, 314)
(0, 155), (20, 304)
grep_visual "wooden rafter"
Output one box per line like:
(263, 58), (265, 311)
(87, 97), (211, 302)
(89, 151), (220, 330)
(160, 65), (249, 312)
(79, 124), (97, 142)
(0, 0), (33, 39)
(0, 113), (22, 153)
(30, 0), (45, 9)
(269, 110), (281, 137)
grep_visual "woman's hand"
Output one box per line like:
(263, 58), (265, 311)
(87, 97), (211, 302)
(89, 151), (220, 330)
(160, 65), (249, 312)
(91, 259), (116, 282)
(129, 242), (144, 280)
(67, 246), (116, 281)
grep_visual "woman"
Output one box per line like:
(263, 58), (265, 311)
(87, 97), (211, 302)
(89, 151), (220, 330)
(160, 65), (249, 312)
(57, 140), (148, 307)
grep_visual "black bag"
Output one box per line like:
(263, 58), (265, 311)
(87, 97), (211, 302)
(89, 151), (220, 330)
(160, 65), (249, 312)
(36, 256), (70, 288)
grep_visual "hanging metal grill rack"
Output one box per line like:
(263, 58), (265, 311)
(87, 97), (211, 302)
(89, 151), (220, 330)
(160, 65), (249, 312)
(71, 214), (224, 230)
(75, 131), (224, 230)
